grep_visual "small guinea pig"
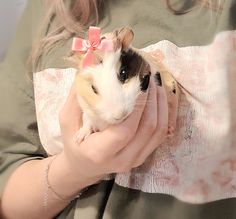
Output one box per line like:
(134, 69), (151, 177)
(70, 27), (178, 143)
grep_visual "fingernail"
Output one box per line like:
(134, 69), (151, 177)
(154, 72), (162, 86)
(172, 81), (176, 94)
(140, 74), (150, 92)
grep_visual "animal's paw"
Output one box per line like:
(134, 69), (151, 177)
(74, 127), (93, 144)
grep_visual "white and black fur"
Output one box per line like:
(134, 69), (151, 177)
(73, 28), (151, 142)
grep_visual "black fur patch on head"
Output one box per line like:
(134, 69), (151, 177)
(118, 49), (149, 84)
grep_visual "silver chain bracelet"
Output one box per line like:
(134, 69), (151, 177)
(43, 156), (87, 210)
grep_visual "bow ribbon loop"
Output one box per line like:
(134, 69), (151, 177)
(72, 26), (113, 68)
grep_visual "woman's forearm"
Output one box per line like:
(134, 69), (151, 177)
(1, 154), (87, 219)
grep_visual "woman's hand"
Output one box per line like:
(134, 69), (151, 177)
(57, 78), (169, 190)
(1, 76), (172, 219)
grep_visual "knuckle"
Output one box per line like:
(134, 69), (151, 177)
(110, 132), (123, 144)
(158, 125), (168, 136)
(148, 121), (156, 131)
(119, 126), (134, 138)
(133, 160), (144, 168)
(144, 119), (156, 133)
(121, 130), (132, 140)
(133, 155), (149, 168)
(115, 163), (132, 173)
(84, 148), (106, 165)
(110, 130), (130, 144)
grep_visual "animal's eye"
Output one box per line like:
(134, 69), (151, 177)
(119, 66), (128, 83)
(91, 84), (98, 94)
(95, 56), (103, 64)
(98, 57), (103, 64)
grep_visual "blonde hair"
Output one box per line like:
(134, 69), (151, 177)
(30, 0), (222, 72)
(30, 0), (102, 71)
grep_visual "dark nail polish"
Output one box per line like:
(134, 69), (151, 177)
(172, 81), (176, 94)
(140, 74), (150, 91)
(154, 72), (162, 86)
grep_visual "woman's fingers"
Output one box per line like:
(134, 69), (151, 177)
(79, 89), (148, 158)
(133, 84), (169, 168)
(60, 73), (170, 176)
(110, 80), (158, 172)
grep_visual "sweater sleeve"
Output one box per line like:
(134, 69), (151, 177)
(0, 0), (47, 197)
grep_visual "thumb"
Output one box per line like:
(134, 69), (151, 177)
(59, 83), (82, 136)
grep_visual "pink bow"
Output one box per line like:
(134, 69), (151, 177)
(72, 26), (113, 68)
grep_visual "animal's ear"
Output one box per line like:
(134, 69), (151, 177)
(113, 27), (134, 50)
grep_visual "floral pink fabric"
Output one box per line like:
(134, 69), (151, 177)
(34, 30), (236, 203)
